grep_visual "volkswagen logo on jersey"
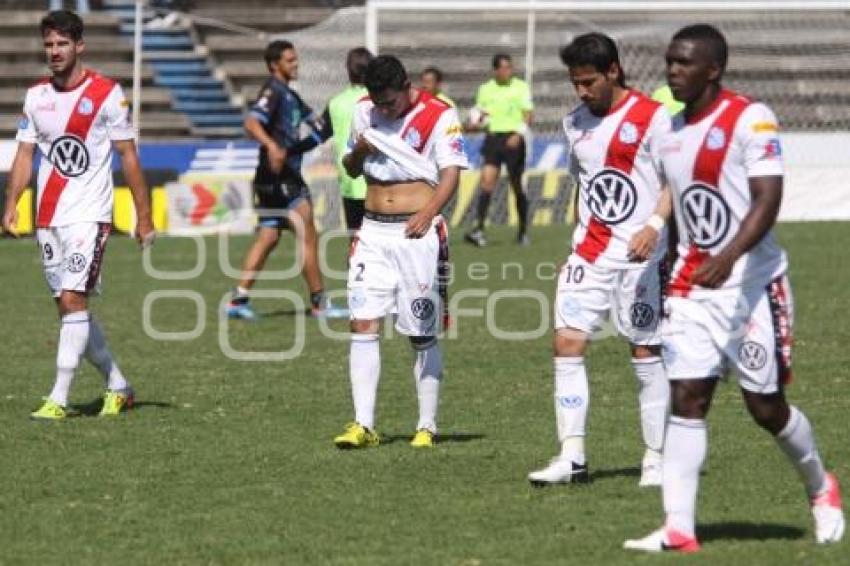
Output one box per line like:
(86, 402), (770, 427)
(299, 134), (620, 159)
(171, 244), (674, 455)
(586, 168), (637, 225)
(77, 96), (94, 115)
(48, 134), (89, 178)
(619, 121), (639, 145)
(739, 341), (767, 370)
(410, 297), (435, 320)
(705, 126), (726, 150)
(681, 183), (731, 248)
(630, 302), (655, 329)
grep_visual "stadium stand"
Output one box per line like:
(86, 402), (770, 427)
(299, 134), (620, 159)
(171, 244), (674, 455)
(2, 4), (848, 140)
(0, 8), (191, 138)
(370, 10), (850, 133)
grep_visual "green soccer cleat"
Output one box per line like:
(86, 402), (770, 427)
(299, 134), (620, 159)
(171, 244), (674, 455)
(333, 422), (380, 449)
(30, 399), (68, 421)
(99, 389), (135, 417)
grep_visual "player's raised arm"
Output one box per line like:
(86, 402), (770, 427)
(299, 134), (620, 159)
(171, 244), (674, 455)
(2, 141), (35, 237)
(115, 139), (154, 248)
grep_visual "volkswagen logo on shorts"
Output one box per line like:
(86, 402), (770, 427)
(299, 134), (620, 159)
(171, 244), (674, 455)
(410, 297), (435, 320)
(65, 253), (87, 273)
(586, 168), (637, 225)
(49, 134), (89, 178)
(739, 341), (767, 370)
(630, 302), (655, 329)
(681, 183), (731, 248)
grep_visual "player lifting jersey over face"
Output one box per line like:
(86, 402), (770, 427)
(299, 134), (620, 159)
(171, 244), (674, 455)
(334, 55), (468, 450)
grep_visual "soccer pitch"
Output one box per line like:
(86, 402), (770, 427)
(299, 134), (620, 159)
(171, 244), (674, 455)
(1, 223), (847, 564)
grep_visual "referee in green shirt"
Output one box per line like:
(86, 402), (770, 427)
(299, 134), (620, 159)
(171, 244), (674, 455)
(465, 53), (534, 247)
(303, 47), (373, 233)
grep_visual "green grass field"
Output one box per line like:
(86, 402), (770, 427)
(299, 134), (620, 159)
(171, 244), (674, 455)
(1, 223), (848, 565)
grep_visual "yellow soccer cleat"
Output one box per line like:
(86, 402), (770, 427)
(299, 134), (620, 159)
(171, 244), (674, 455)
(30, 399), (68, 421)
(334, 422), (380, 449)
(410, 429), (435, 448)
(99, 389), (134, 417)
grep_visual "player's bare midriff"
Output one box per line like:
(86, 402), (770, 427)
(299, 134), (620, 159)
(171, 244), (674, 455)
(364, 178), (433, 214)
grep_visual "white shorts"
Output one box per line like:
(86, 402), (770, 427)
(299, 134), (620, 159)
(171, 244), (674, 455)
(553, 253), (664, 345)
(36, 222), (111, 298)
(348, 215), (449, 337)
(662, 275), (794, 394)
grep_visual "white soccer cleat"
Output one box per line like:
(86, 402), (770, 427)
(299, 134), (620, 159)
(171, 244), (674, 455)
(528, 457), (589, 486)
(623, 527), (701, 553)
(638, 449), (663, 487)
(812, 472), (845, 544)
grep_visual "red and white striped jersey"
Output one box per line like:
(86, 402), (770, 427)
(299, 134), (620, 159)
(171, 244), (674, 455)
(16, 70), (135, 228)
(564, 90), (671, 269)
(347, 89), (468, 185)
(660, 90), (787, 296)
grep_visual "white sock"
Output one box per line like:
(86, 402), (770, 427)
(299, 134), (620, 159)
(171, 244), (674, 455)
(49, 311), (91, 407)
(86, 318), (130, 392)
(554, 356), (589, 464)
(412, 339), (442, 433)
(632, 356), (669, 453)
(350, 333), (380, 430)
(775, 405), (828, 499)
(662, 415), (706, 538)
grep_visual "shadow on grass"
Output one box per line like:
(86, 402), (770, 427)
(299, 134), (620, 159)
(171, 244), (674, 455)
(699, 521), (805, 542)
(382, 432), (485, 445)
(258, 308), (306, 318)
(589, 466), (641, 481)
(70, 398), (174, 417)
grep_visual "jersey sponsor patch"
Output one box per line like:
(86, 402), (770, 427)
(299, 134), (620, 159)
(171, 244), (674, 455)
(48, 134), (90, 178)
(618, 121), (639, 144)
(630, 302), (655, 329)
(410, 297), (435, 320)
(586, 168), (638, 225)
(77, 96), (94, 115)
(681, 183), (731, 248)
(739, 340), (768, 370)
(450, 137), (465, 155)
(64, 252), (88, 273)
(762, 138), (782, 159)
(404, 127), (422, 148)
(705, 126), (726, 150)
(751, 121), (778, 133)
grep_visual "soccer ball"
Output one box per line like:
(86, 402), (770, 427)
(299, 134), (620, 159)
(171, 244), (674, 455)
(467, 106), (489, 128)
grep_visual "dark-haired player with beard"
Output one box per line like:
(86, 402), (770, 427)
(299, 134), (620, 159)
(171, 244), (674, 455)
(2, 10), (154, 419)
(528, 33), (672, 488)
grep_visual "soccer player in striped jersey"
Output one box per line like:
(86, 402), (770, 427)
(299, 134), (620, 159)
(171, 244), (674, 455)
(2, 10), (154, 419)
(528, 33), (673, 488)
(625, 24), (844, 553)
(334, 55), (468, 449)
